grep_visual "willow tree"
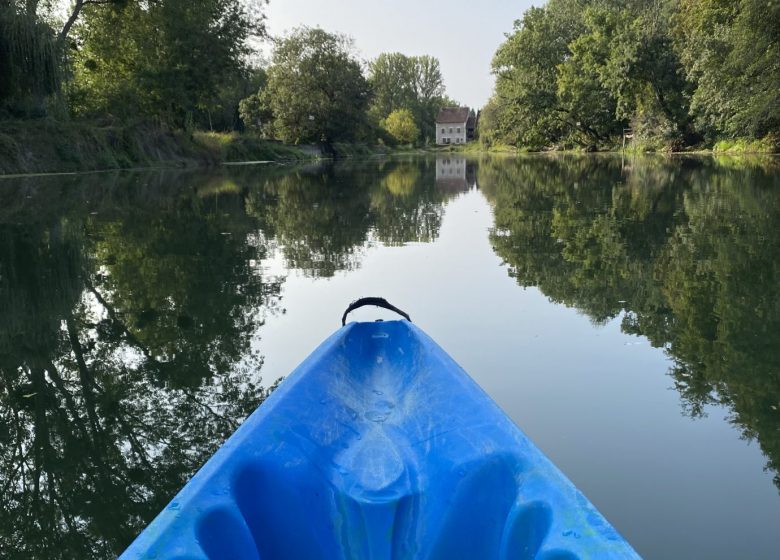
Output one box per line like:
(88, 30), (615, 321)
(0, 4), (61, 115)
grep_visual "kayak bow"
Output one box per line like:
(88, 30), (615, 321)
(121, 298), (640, 559)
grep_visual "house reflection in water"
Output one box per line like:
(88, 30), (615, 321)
(435, 156), (477, 195)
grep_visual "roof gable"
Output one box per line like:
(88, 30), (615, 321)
(436, 107), (470, 124)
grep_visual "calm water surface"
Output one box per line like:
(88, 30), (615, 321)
(1, 155), (779, 559)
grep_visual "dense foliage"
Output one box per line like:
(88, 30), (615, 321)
(1, 4), (453, 146)
(675, 0), (780, 139)
(0, 0), (265, 129)
(70, 0), (263, 129)
(382, 108), (419, 144)
(0, 3), (62, 116)
(240, 38), (455, 146)
(367, 52), (455, 143)
(256, 27), (371, 144)
(484, 0), (779, 150)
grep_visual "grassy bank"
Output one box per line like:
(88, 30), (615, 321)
(6, 119), (775, 177)
(431, 142), (517, 154)
(0, 120), (319, 176)
(474, 135), (779, 155)
(712, 136), (779, 155)
(0, 119), (433, 176)
(193, 131), (320, 163)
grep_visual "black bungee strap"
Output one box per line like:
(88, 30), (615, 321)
(341, 297), (412, 326)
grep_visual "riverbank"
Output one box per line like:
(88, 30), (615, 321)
(4, 119), (776, 176)
(444, 135), (779, 156)
(436, 138), (780, 156)
(0, 119), (439, 176)
(0, 119), (328, 175)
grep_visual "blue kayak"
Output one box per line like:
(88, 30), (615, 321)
(121, 298), (640, 559)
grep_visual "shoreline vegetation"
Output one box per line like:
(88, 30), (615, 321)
(1, 1), (458, 176)
(0, 119), (434, 176)
(1, 119), (776, 177)
(479, 0), (779, 154)
(2, 0), (778, 177)
(0, 119), (316, 176)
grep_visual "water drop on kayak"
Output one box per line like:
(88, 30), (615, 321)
(365, 410), (389, 423)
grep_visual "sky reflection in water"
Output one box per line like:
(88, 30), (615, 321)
(1, 154), (779, 559)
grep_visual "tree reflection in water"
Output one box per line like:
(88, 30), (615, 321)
(481, 154), (780, 490)
(0, 158), (460, 558)
(0, 173), (280, 558)
(2, 155), (778, 558)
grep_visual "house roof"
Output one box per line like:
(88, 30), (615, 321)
(436, 107), (470, 124)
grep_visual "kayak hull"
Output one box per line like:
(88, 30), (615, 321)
(121, 320), (640, 559)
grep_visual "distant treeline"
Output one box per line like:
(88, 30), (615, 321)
(238, 30), (457, 146)
(481, 0), (779, 151)
(0, 2), (454, 146)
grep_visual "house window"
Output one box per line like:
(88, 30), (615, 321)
(449, 127), (453, 133)
(441, 128), (445, 133)
(457, 127), (461, 133)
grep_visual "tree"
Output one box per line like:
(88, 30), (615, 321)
(382, 108), (419, 144)
(489, 0), (589, 148)
(71, 0), (261, 127)
(556, 7), (623, 147)
(572, 2), (694, 147)
(0, 4), (62, 116)
(485, 0), (776, 149)
(259, 27), (371, 144)
(675, 0), (780, 139)
(237, 67), (269, 131)
(367, 53), (417, 118)
(368, 52), (449, 142)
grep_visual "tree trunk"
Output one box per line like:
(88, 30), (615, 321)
(59, 0), (85, 42)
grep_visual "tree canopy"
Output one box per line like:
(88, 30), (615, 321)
(252, 27), (371, 144)
(70, 0), (259, 128)
(1, 0), (267, 129)
(0, 3), (62, 116)
(484, 0), (779, 149)
(675, 0), (780, 139)
(1, 3), (457, 147)
(382, 108), (419, 144)
(367, 52), (452, 143)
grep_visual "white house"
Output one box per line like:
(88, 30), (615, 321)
(436, 107), (476, 145)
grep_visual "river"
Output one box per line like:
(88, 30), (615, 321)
(1, 154), (779, 558)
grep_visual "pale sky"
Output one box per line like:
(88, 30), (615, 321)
(263, 0), (537, 110)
